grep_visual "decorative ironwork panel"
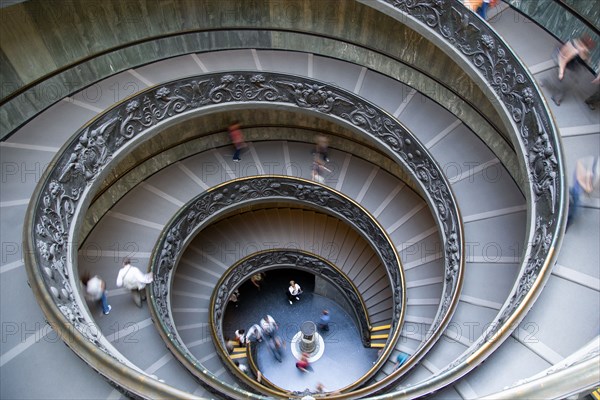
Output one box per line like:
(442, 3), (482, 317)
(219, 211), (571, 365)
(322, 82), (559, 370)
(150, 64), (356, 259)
(374, 0), (566, 387)
(210, 250), (372, 346)
(26, 70), (464, 396)
(209, 250), (374, 381)
(151, 178), (400, 340)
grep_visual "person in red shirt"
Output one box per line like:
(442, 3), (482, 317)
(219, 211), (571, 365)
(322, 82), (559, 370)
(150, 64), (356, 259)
(228, 121), (246, 162)
(296, 352), (312, 372)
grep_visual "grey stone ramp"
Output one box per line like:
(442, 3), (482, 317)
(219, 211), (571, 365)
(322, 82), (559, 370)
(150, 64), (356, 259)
(0, 266), (47, 355)
(0, 145), (56, 202)
(555, 207), (600, 278)
(0, 203), (27, 266)
(82, 213), (162, 255)
(450, 336), (551, 396)
(256, 50), (309, 76)
(240, 141), (287, 177)
(110, 182), (182, 225)
(358, 69), (413, 115)
(178, 150), (231, 190)
(337, 155), (380, 200)
(70, 69), (150, 111)
(397, 91), (462, 146)
(197, 49), (258, 72)
(4, 99), (97, 147)
(0, 334), (116, 400)
(312, 55), (364, 90)
(517, 275), (599, 357)
(134, 54), (207, 85)
(144, 162), (211, 205)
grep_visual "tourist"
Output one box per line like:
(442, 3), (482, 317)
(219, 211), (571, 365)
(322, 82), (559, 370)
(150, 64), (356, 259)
(235, 329), (246, 345)
(115, 258), (153, 307)
(246, 324), (264, 343)
(250, 272), (264, 291)
(296, 352), (312, 372)
(287, 280), (302, 304)
(260, 314), (278, 338)
(394, 352), (410, 370)
(550, 35), (595, 106)
(228, 121), (246, 162)
(317, 309), (330, 332)
(81, 273), (111, 315)
(567, 156), (599, 229)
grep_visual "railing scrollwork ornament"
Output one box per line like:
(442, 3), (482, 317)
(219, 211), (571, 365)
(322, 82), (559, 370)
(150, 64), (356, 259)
(26, 69), (464, 398)
(210, 250), (372, 347)
(370, 0), (566, 393)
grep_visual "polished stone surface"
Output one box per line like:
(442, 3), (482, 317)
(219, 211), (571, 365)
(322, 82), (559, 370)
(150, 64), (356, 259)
(222, 269), (377, 394)
(504, 0), (599, 72)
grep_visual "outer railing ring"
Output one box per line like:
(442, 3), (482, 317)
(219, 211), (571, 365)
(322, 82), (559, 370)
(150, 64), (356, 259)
(150, 176), (403, 396)
(24, 71), (463, 399)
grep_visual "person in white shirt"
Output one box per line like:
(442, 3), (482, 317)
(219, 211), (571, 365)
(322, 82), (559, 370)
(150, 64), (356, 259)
(260, 314), (278, 337)
(245, 324), (264, 343)
(287, 280), (302, 304)
(116, 258), (153, 307)
(81, 273), (111, 315)
(234, 361), (249, 375)
(234, 329), (246, 346)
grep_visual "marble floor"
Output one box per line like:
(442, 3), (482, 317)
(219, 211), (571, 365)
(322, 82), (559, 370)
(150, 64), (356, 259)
(222, 269), (378, 393)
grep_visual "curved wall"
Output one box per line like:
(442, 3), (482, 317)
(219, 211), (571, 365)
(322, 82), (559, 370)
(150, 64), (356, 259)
(0, 0), (509, 145)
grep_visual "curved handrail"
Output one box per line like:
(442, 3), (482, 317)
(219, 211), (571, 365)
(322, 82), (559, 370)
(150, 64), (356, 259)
(149, 176), (404, 397)
(209, 249), (373, 347)
(1, 27), (510, 162)
(347, 0), (567, 396)
(211, 249), (376, 395)
(24, 70), (464, 398)
(481, 338), (599, 400)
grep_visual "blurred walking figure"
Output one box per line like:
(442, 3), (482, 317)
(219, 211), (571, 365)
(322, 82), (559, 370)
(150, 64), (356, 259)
(394, 352), (410, 370)
(296, 352), (313, 372)
(228, 121), (246, 162)
(314, 134), (330, 162)
(317, 309), (330, 332)
(235, 329), (246, 345)
(584, 70), (600, 110)
(250, 272), (265, 291)
(311, 153), (331, 184)
(229, 288), (240, 307)
(567, 156), (599, 229)
(260, 314), (278, 338)
(550, 35), (595, 106)
(116, 258), (153, 307)
(267, 335), (285, 362)
(234, 360), (250, 375)
(246, 324), (264, 343)
(81, 273), (111, 315)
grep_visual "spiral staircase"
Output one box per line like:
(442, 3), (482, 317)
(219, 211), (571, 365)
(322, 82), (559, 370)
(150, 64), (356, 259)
(1, 1), (598, 399)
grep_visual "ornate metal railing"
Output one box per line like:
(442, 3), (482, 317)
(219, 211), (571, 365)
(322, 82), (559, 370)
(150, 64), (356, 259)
(210, 249), (372, 347)
(210, 249), (373, 391)
(343, 0), (566, 396)
(24, 69), (464, 398)
(149, 176), (403, 396)
(481, 339), (599, 399)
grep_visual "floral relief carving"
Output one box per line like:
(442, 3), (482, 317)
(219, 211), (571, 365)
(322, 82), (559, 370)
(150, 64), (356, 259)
(381, 0), (563, 379)
(30, 71), (463, 380)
